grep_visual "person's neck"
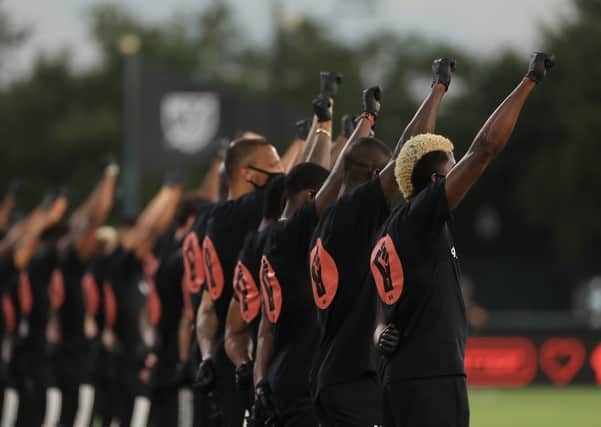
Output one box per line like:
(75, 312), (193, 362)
(227, 181), (254, 201)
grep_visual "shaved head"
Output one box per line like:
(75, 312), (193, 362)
(342, 137), (392, 189)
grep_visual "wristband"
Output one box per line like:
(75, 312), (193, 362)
(315, 128), (331, 138)
(360, 112), (376, 128)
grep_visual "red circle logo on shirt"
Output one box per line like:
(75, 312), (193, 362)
(18, 271), (33, 316)
(2, 294), (16, 332)
(103, 282), (117, 329)
(202, 236), (224, 300)
(370, 234), (404, 305)
(81, 273), (100, 317)
(233, 260), (261, 323)
(310, 238), (339, 310)
(260, 256), (282, 324)
(183, 233), (205, 293)
(49, 269), (65, 310)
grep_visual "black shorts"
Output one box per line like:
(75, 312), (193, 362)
(316, 373), (383, 427)
(383, 375), (469, 427)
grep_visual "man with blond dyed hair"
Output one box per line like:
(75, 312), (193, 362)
(370, 52), (554, 427)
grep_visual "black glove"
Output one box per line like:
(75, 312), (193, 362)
(377, 323), (401, 356)
(432, 58), (456, 90)
(174, 359), (195, 387)
(250, 379), (279, 427)
(194, 357), (217, 392)
(295, 119), (312, 141)
(526, 52), (555, 83)
(341, 114), (357, 138)
(361, 86), (381, 129)
(312, 95), (332, 122)
(235, 360), (254, 390)
(319, 71), (343, 98)
(164, 168), (184, 187)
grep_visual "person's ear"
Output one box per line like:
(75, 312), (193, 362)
(240, 167), (253, 183)
(430, 172), (439, 183)
(308, 189), (317, 200)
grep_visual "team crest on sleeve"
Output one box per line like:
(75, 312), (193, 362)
(370, 235), (404, 305)
(259, 256), (282, 324)
(233, 260), (261, 323)
(202, 236), (225, 300)
(310, 238), (339, 310)
(183, 233), (205, 293)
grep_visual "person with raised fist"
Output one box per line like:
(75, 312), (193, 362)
(309, 59), (453, 427)
(371, 52), (554, 427)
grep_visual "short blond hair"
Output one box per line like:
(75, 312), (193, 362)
(395, 133), (454, 199)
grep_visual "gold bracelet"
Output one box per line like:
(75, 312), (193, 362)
(315, 128), (331, 137)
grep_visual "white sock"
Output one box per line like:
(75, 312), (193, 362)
(42, 387), (63, 427)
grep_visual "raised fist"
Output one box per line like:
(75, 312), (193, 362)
(341, 114), (357, 139)
(295, 119), (312, 141)
(320, 71), (343, 98)
(312, 95), (332, 123)
(362, 86), (382, 118)
(526, 52), (555, 83)
(377, 323), (401, 356)
(432, 58), (456, 90)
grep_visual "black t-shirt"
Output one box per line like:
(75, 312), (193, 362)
(202, 191), (266, 353)
(232, 222), (277, 355)
(58, 245), (88, 361)
(26, 245), (59, 348)
(105, 247), (147, 358)
(260, 202), (320, 406)
(182, 203), (218, 304)
(369, 179), (466, 382)
(309, 178), (390, 392)
(153, 238), (185, 387)
(0, 257), (18, 343)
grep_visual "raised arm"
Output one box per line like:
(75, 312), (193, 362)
(445, 53), (554, 210)
(122, 180), (183, 259)
(68, 163), (119, 259)
(314, 87), (380, 216)
(14, 195), (68, 270)
(379, 59), (454, 201)
(0, 184), (17, 233)
(197, 157), (224, 202)
(330, 114), (355, 168)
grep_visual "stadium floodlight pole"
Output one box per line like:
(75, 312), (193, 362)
(120, 34), (142, 216)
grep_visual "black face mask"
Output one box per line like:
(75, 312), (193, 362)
(246, 165), (284, 190)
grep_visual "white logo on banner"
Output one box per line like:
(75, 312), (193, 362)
(160, 92), (220, 154)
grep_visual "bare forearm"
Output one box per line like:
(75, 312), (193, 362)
(306, 123), (333, 169)
(394, 83), (447, 157)
(280, 139), (304, 172)
(178, 313), (193, 361)
(329, 135), (347, 168)
(253, 312), (273, 385)
(446, 78), (536, 209)
(299, 116), (319, 162)
(225, 330), (251, 367)
(314, 118), (371, 216)
(196, 294), (218, 359)
(198, 158), (223, 202)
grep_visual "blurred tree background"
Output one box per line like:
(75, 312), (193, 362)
(0, 0), (599, 310)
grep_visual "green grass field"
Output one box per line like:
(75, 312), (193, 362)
(470, 387), (599, 427)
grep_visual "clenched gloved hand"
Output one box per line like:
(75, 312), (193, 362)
(341, 114), (357, 139)
(377, 323), (401, 356)
(431, 58), (456, 90)
(312, 95), (332, 123)
(526, 52), (555, 83)
(295, 119), (312, 141)
(248, 379), (279, 427)
(194, 357), (217, 392)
